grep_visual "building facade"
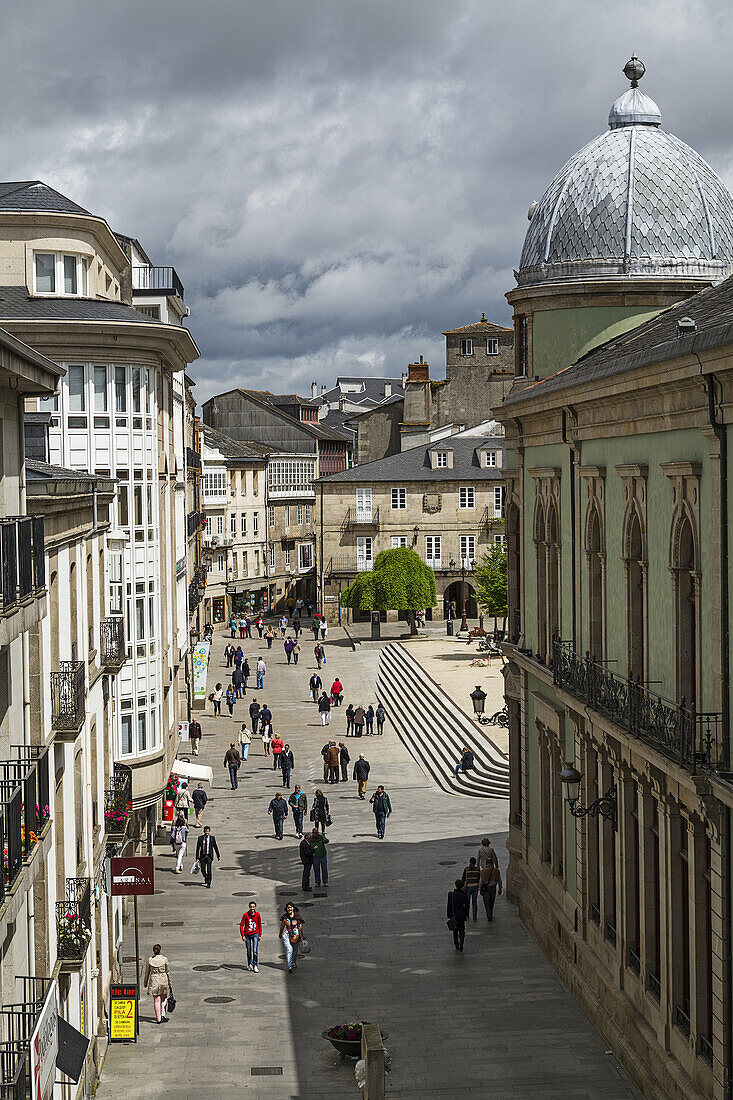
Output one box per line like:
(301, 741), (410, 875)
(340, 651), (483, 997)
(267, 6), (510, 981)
(498, 60), (733, 1100)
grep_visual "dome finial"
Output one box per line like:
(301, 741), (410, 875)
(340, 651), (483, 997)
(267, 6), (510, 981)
(623, 54), (646, 88)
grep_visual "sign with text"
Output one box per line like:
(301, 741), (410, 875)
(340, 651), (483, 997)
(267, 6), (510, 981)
(192, 640), (210, 700)
(109, 985), (137, 1042)
(177, 721), (190, 740)
(109, 856), (155, 897)
(30, 980), (58, 1100)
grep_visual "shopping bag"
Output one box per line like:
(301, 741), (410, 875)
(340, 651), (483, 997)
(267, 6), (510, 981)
(190, 860), (200, 875)
(299, 938), (311, 955)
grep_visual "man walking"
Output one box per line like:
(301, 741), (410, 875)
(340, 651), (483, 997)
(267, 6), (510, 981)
(369, 785), (392, 839)
(195, 826), (220, 889)
(256, 657), (266, 689)
(240, 901), (262, 972)
(318, 691), (331, 726)
(320, 741), (330, 783)
(353, 753), (370, 799)
(311, 828), (329, 887)
(314, 642), (325, 669)
(353, 705), (366, 738)
(192, 783), (208, 828)
(326, 741), (340, 784)
(330, 678), (343, 706)
(447, 879), (469, 951)
(299, 832), (314, 891)
(271, 733), (284, 771)
(280, 743), (294, 788)
(289, 786), (307, 837)
(309, 672), (322, 702)
(232, 665), (244, 698)
(375, 701), (386, 735)
(268, 792), (288, 840)
(189, 716), (202, 756)
(249, 698), (261, 735)
(223, 743), (242, 789)
(339, 741), (350, 783)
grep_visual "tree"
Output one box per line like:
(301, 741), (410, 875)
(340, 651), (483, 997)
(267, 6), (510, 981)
(474, 544), (508, 631)
(341, 547), (437, 636)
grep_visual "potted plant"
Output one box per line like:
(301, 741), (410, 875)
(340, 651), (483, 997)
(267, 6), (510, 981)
(322, 1021), (389, 1059)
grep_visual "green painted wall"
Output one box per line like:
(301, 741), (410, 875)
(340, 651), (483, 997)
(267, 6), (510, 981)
(532, 306), (664, 379)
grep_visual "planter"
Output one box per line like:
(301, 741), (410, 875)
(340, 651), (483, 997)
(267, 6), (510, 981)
(322, 1029), (388, 1059)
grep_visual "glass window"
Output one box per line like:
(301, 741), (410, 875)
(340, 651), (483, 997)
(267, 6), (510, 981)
(117, 485), (129, 527)
(216, 515), (223, 536)
(35, 253), (55, 293)
(485, 450), (497, 467)
(459, 486), (475, 509)
(134, 486), (143, 527)
(356, 537), (372, 569)
(39, 394), (58, 412)
(205, 516), (212, 536)
(305, 505), (311, 524)
(285, 506), (290, 527)
(268, 506), (274, 527)
(93, 366), (107, 411)
(136, 598), (145, 640)
(494, 485), (505, 518)
(391, 536), (407, 548)
(425, 535), (441, 563)
(269, 544), (275, 568)
(460, 534), (476, 565)
(253, 512), (259, 535)
(487, 338), (499, 355)
(299, 543), (312, 569)
(132, 368), (141, 413)
(297, 504), (303, 525)
(459, 338), (473, 356)
(391, 488), (406, 510)
(121, 714), (133, 755)
(285, 548), (291, 568)
(68, 365), (85, 412)
(241, 513), (247, 536)
(137, 713), (147, 753)
(63, 255), (77, 295)
(147, 484), (154, 525)
(231, 514), (237, 537)
(436, 452), (448, 467)
(148, 596), (155, 638)
(115, 367), (127, 412)
(149, 709), (157, 750)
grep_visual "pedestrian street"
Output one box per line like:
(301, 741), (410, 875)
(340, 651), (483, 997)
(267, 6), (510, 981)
(98, 625), (639, 1099)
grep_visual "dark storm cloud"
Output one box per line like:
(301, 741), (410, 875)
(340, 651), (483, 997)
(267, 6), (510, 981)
(1, 0), (731, 402)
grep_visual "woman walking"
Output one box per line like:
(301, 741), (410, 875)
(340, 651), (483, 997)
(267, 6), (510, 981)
(318, 692), (331, 726)
(242, 657), (250, 691)
(225, 684), (236, 718)
(311, 788), (330, 833)
(239, 723), (252, 761)
(171, 813), (188, 873)
(345, 703), (355, 736)
(365, 704), (375, 735)
(280, 902), (303, 974)
(462, 856), (481, 920)
(240, 901), (262, 973)
(144, 944), (172, 1023)
(261, 721), (272, 756)
(284, 636), (295, 664)
(212, 683), (223, 717)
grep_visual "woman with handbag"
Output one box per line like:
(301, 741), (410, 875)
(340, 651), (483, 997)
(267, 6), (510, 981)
(311, 789), (330, 833)
(144, 944), (173, 1023)
(171, 813), (188, 874)
(480, 857), (503, 921)
(280, 902), (303, 974)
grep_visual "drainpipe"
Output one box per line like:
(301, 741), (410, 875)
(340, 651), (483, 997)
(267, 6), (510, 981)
(561, 408), (578, 648)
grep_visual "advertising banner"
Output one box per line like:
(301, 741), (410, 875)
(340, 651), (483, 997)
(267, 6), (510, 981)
(30, 980), (58, 1100)
(192, 641), (210, 701)
(109, 985), (137, 1043)
(109, 856), (155, 897)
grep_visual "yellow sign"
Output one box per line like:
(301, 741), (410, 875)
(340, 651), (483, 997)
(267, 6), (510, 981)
(110, 986), (137, 1042)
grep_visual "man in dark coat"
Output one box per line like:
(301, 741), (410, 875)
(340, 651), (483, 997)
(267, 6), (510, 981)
(447, 879), (470, 951)
(195, 826), (220, 888)
(353, 706), (366, 737)
(299, 833), (314, 891)
(339, 742), (350, 782)
(249, 698), (261, 734)
(353, 753), (370, 799)
(279, 744), (295, 788)
(189, 717), (202, 755)
(232, 666), (244, 698)
(453, 747), (475, 777)
(268, 792), (288, 840)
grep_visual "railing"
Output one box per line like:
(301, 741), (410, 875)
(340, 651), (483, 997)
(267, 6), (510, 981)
(699, 1035), (713, 1065)
(132, 265), (185, 299)
(605, 922), (617, 947)
(482, 505), (503, 531)
(104, 762), (132, 838)
(327, 557), (372, 575)
(56, 878), (91, 962)
(647, 972), (661, 1000)
(552, 639), (725, 774)
(186, 447), (201, 471)
(187, 510), (205, 537)
(341, 507), (380, 532)
(100, 616), (125, 668)
(0, 978), (51, 1099)
(50, 661), (85, 733)
(188, 582), (202, 615)
(0, 746), (51, 904)
(509, 608), (522, 645)
(589, 902), (601, 925)
(193, 565), (206, 590)
(627, 948), (641, 975)
(673, 1005), (691, 1037)
(0, 517), (45, 610)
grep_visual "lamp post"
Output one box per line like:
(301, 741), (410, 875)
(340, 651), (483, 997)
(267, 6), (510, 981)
(560, 765), (617, 827)
(470, 684), (488, 724)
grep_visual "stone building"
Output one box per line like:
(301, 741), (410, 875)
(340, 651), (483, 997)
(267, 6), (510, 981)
(498, 58), (733, 1100)
(316, 424), (506, 623)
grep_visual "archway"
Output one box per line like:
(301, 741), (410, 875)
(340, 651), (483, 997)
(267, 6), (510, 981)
(675, 515), (697, 707)
(587, 505), (604, 659)
(443, 581), (477, 620)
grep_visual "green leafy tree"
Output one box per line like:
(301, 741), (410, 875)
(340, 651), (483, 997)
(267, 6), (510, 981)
(474, 544), (508, 630)
(341, 547), (437, 636)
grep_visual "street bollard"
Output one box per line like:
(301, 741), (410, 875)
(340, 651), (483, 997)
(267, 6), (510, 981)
(447, 619), (454, 636)
(361, 1023), (385, 1100)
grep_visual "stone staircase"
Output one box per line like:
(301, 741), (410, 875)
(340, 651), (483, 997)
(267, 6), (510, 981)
(376, 642), (510, 800)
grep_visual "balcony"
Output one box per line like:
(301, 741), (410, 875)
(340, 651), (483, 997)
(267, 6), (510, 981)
(132, 265), (185, 299)
(327, 557), (372, 575)
(0, 745), (51, 905)
(56, 878), (92, 965)
(341, 507), (380, 532)
(508, 608), (522, 645)
(187, 510), (205, 538)
(104, 762), (132, 841)
(50, 661), (85, 738)
(552, 639), (724, 774)
(482, 504), (503, 532)
(0, 516), (45, 611)
(100, 616), (126, 669)
(186, 446), (202, 471)
(0, 977), (52, 1098)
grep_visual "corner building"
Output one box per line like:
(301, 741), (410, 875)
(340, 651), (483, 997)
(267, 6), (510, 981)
(498, 61), (733, 1099)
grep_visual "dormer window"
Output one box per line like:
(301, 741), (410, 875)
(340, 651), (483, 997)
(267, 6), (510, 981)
(485, 450), (497, 467)
(436, 452), (448, 468)
(34, 251), (88, 296)
(459, 339), (473, 356)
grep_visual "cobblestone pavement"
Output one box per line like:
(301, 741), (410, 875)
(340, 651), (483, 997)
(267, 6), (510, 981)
(98, 625), (639, 1099)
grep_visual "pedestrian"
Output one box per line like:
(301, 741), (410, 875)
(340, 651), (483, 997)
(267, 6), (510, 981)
(174, 781), (193, 823)
(454, 746), (475, 777)
(369, 785), (392, 839)
(289, 786), (307, 837)
(242, 657), (250, 691)
(271, 733), (284, 771)
(195, 825), (220, 888)
(240, 901), (262, 972)
(326, 740), (339, 783)
(260, 703), (272, 731)
(365, 704), (375, 735)
(224, 742), (242, 789)
(232, 666), (244, 698)
(225, 685), (236, 717)
(239, 723), (252, 760)
(314, 643), (324, 669)
(234, 646), (243, 670)
(306, 600), (313, 617)
(318, 691), (331, 726)
(375, 702), (386, 735)
(261, 720), (272, 756)
(268, 791), (288, 839)
(320, 619), (328, 641)
(353, 705), (365, 738)
(144, 944), (172, 1024)
(310, 789), (330, 833)
(256, 657), (266, 689)
(280, 614), (288, 638)
(171, 812), (188, 873)
(189, 716), (202, 756)
(280, 902), (303, 974)
(310, 827), (329, 886)
(192, 783), (208, 828)
(309, 672), (322, 702)
(299, 830), (314, 890)
(293, 617), (301, 638)
(480, 857), (503, 921)
(212, 683), (223, 717)
(230, 616), (238, 639)
(447, 879), (469, 952)
(345, 703), (355, 736)
(284, 636), (295, 664)
(320, 740), (330, 782)
(265, 625), (274, 649)
(330, 677), (343, 707)
(311, 618), (320, 641)
(462, 857), (481, 921)
(280, 743), (294, 788)
(339, 741), (350, 782)
(246, 616), (253, 639)
(249, 697), (261, 735)
(477, 836), (498, 871)
(225, 643), (234, 668)
(256, 616), (264, 639)
(292, 639), (300, 665)
(239, 616), (247, 639)
(353, 753), (370, 799)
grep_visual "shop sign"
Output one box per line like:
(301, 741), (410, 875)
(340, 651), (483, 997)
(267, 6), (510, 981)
(109, 985), (137, 1042)
(109, 856), (155, 897)
(30, 981), (58, 1100)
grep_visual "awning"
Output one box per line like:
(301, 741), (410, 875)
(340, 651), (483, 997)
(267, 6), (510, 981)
(171, 759), (213, 783)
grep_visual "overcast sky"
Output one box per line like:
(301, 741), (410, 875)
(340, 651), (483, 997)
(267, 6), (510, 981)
(4, 0), (732, 403)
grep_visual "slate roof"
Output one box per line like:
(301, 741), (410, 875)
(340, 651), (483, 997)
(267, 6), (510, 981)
(321, 409), (356, 436)
(208, 388), (348, 442)
(502, 274), (733, 408)
(319, 376), (405, 407)
(0, 181), (91, 216)
(0, 285), (160, 324)
(250, 389), (320, 408)
(443, 315), (512, 335)
(317, 434), (505, 484)
(202, 424), (268, 462)
(26, 459), (112, 484)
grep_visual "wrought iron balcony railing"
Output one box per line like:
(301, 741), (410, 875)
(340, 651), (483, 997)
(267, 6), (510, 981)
(0, 977), (52, 1099)
(187, 510), (205, 538)
(193, 565), (206, 590)
(56, 878), (92, 962)
(104, 762), (132, 838)
(188, 582), (202, 615)
(327, 557), (372, 575)
(132, 265), (185, 299)
(341, 507), (380, 532)
(0, 516), (45, 610)
(100, 616), (126, 668)
(552, 638), (725, 774)
(186, 447), (201, 471)
(50, 661), (86, 734)
(0, 745), (51, 904)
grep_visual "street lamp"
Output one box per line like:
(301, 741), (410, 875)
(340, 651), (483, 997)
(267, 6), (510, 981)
(470, 684), (488, 723)
(560, 765), (617, 827)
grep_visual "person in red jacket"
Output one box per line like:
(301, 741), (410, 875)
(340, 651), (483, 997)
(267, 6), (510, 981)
(240, 901), (262, 972)
(271, 734), (284, 771)
(330, 678), (343, 707)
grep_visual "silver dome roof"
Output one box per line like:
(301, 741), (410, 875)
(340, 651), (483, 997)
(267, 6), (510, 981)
(517, 59), (733, 287)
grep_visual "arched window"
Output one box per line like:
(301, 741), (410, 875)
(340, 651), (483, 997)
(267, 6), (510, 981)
(507, 502), (521, 642)
(586, 505), (604, 659)
(534, 503), (547, 660)
(626, 511), (645, 679)
(673, 514), (698, 707)
(546, 504), (560, 649)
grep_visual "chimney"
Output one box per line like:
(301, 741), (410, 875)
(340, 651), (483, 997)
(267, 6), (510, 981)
(311, 381), (317, 399)
(407, 359), (430, 383)
(384, 382), (392, 398)
(321, 384), (326, 395)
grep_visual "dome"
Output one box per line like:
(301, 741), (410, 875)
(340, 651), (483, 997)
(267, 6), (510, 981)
(518, 58), (733, 287)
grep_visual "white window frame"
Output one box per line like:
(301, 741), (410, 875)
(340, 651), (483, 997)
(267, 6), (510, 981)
(216, 515), (224, 536)
(485, 450), (497, 467)
(298, 542), (313, 571)
(269, 544), (275, 569)
(487, 337), (499, 355)
(494, 533), (507, 546)
(391, 536), (407, 548)
(203, 471), (227, 499)
(425, 535), (441, 567)
(230, 514), (237, 537)
(357, 536), (373, 570)
(459, 338), (473, 356)
(253, 511), (259, 536)
(391, 488), (406, 510)
(493, 485), (505, 518)
(459, 486), (475, 510)
(34, 251), (89, 297)
(285, 547), (291, 569)
(460, 534), (476, 567)
(216, 553), (225, 572)
(241, 513), (247, 537)
(436, 452), (448, 468)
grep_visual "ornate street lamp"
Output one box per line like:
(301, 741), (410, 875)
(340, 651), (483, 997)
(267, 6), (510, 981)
(560, 765), (617, 826)
(470, 684), (488, 723)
